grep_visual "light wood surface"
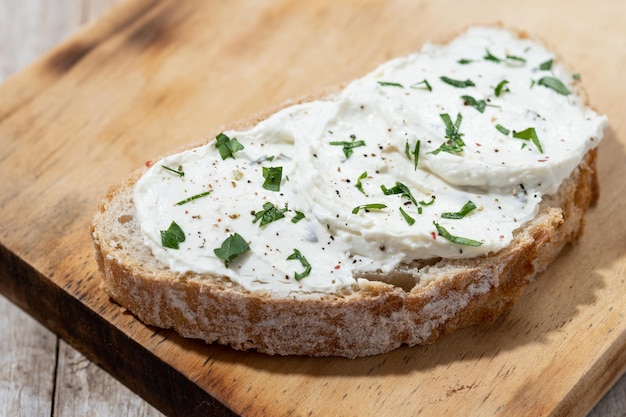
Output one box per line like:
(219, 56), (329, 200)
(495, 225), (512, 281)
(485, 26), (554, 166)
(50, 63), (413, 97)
(0, 1), (625, 416)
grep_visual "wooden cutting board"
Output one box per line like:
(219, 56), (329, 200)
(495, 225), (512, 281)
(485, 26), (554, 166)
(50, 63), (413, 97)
(1, 1), (625, 416)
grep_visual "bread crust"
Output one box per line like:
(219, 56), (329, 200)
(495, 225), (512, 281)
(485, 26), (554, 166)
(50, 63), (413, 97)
(92, 139), (597, 358)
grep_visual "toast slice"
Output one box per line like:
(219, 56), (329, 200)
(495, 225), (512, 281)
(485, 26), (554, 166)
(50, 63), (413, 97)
(91, 26), (606, 358)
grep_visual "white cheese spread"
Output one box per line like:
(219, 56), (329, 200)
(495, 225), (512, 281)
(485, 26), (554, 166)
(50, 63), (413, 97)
(134, 27), (607, 296)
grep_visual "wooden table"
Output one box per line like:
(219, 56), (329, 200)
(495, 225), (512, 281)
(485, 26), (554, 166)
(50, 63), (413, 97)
(1, 1), (625, 416)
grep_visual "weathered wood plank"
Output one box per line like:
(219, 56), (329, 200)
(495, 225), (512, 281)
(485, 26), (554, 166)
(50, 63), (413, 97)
(0, 296), (56, 417)
(54, 340), (163, 416)
(0, 1), (625, 416)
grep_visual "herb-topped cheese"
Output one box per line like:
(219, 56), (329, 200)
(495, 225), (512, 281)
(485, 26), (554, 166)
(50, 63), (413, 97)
(134, 27), (607, 296)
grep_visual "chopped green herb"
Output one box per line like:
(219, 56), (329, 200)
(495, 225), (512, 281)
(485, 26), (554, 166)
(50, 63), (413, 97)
(419, 196), (436, 206)
(440, 76), (475, 88)
(381, 181), (417, 206)
(539, 59), (553, 71)
(513, 127), (544, 153)
(214, 233), (250, 267)
(573, 73), (581, 81)
(329, 135), (366, 159)
(495, 124), (510, 136)
(484, 49), (526, 65)
(433, 222), (483, 246)
(537, 76), (571, 95)
(286, 249), (312, 281)
(399, 207), (415, 225)
(430, 113), (465, 155)
(352, 203), (387, 214)
(253, 202), (287, 227)
(441, 200), (477, 219)
(215, 132), (244, 160)
(377, 81), (404, 88)
(262, 166), (283, 191)
(412, 140), (421, 170)
(291, 211), (305, 223)
(506, 54), (526, 64)
(404, 140), (421, 170)
(175, 191), (211, 206)
(356, 171), (368, 194)
(410, 79), (432, 92)
(461, 95), (487, 113)
(494, 80), (510, 97)
(160, 221), (185, 249)
(458, 58), (473, 64)
(161, 165), (184, 177)
(484, 49), (501, 63)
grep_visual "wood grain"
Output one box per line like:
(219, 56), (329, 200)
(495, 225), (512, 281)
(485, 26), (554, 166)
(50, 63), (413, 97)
(0, 1), (162, 416)
(0, 297), (56, 416)
(0, 0), (625, 416)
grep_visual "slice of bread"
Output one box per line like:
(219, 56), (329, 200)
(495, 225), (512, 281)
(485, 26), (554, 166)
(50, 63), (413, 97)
(91, 27), (605, 358)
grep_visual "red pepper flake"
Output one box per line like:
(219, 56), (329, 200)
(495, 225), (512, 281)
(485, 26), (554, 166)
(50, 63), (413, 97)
(475, 142), (482, 147)
(334, 265), (341, 270)
(145, 160), (153, 167)
(538, 159), (547, 163)
(431, 231), (437, 240)
(499, 234), (505, 240)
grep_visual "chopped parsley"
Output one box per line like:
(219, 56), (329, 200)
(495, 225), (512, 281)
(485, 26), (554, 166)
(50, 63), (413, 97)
(461, 95), (487, 113)
(405, 139), (421, 170)
(457, 58), (473, 64)
(430, 113), (466, 155)
(484, 49), (501, 63)
(291, 211), (305, 223)
(213, 233), (250, 267)
(399, 207), (415, 225)
(215, 132), (244, 160)
(433, 222), (483, 246)
(329, 134), (366, 159)
(513, 127), (544, 153)
(262, 166), (283, 191)
(175, 191), (211, 206)
(495, 124), (510, 136)
(160, 221), (185, 249)
(381, 181), (418, 206)
(494, 80), (510, 97)
(377, 81), (404, 88)
(352, 203), (387, 214)
(412, 140), (421, 170)
(356, 171), (368, 194)
(161, 165), (184, 177)
(286, 249), (312, 281)
(410, 79), (432, 92)
(252, 202), (287, 227)
(539, 59), (553, 70)
(506, 54), (527, 64)
(441, 200), (477, 219)
(419, 196), (436, 206)
(440, 76), (475, 88)
(537, 76), (571, 95)
(484, 49), (526, 65)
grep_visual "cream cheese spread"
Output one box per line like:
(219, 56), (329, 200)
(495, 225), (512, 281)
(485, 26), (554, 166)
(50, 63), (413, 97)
(134, 27), (607, 296)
